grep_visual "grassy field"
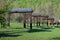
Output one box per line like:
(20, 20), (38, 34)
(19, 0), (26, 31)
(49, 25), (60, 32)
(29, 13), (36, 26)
(0, 23), (60, 40)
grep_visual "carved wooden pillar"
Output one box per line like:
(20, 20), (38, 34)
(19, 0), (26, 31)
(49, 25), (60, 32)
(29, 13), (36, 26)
(27, 18), (29, 27)
(41, 17), (44, 24)
(46, 18), (48, 27)
(23, 13), (26, 28)
(27, 14), (30, 27)
(30, 13), (32, 29)
(7, 13), (11, 27)
(40, 17), (42, 26)
(36, 17), (39, 27)
(38, 17), (40, 26)
(32, 17), (35, 27)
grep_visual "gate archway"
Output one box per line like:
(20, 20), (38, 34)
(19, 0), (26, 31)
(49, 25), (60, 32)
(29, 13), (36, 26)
(7, 8), (33, 29)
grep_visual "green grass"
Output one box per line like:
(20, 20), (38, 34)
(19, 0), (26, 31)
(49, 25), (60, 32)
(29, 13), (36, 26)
(0, 23), (60, 40)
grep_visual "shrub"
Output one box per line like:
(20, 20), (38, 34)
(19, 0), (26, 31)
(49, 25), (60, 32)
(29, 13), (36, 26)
(0, 15), (6, 28)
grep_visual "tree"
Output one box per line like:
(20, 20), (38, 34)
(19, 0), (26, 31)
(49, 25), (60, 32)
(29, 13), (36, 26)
(0, 0), (16, 28)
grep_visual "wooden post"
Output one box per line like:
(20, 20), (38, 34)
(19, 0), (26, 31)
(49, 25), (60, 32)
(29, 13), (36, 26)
(36, 17), (39, 27)
(23, 13), (26, 28)
(24, 20), (26, 28)
(33, 17), (35, 27)
(27, 19), (29, 27)
(26, 14), (29, 27)
(41, 17), (44, 25)
(30, 14), (32, 29)
(46, 18), (48, 27)
(7, 13), (11, 27)
(38, 17), (40, 26)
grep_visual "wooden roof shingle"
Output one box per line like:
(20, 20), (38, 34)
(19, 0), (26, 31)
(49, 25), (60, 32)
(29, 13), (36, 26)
(9, 8), (33, 13)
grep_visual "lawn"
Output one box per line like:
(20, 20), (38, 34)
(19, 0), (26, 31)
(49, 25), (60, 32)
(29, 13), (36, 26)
(0, 22), (60, 40)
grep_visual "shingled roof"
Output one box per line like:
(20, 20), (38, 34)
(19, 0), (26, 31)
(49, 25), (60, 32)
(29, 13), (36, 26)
(32, 13), (41, 17)
(9, 8), (33, 13)
(32, 13), (49, 17)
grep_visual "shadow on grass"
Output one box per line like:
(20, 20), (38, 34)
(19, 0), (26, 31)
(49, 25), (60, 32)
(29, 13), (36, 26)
(27, 29), (51, 33)
(0, 32), (22, 37)
(50, 37), (60, 40)
(55, 26), (60, 28)
(10, 27), (24, 29)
